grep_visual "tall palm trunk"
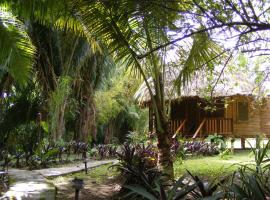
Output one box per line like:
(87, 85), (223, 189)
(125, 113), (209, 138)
(154, 91), (174, 180)
(104, 121), (114, 144)
(54, 99), (67, 140)
(76, 95), (96, 142)
(156, 124), (174, 180)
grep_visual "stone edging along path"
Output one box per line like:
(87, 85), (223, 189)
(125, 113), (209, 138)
(1, 159), (117, 200)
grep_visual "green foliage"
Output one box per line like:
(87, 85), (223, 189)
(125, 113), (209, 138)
(95, 72), (141, 124)
(219, 149), (232, 160)
(175, 32), (223, 90)
(248, 135), (270, 173)
(10, 121), (41, 161)
(0, 83), (42, 150)
(34, 138), (59, 167)
(126, 131), (148, 144)
(95, 71), (148, 142)
(48, 76), (72, 139)
(0, 4), (36, 85)
(206, 134), (226, 151)
(124, 168), (225, 200)
(40, 121), (49, 134)
(226, 137), (270, 199)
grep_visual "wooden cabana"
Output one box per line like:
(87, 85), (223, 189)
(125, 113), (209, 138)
(134, 67), (270, 140)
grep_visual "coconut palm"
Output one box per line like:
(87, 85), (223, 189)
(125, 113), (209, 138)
(70, 0), (223, 179)
(2, 0), (223, 179)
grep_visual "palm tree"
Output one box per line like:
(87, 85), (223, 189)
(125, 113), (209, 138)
(73, 43), (112, 142)
(71, 0), (222, 179)
(2, 0), (111, 142)
(29, 22), (112, 141)
(2, 0), (222, 179)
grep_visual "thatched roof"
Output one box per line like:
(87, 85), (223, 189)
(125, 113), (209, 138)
(134, 66), (270, 104)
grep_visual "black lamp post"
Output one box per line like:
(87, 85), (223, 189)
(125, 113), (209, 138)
(72, 177), (84, 200)
(83, 159), (88, 174)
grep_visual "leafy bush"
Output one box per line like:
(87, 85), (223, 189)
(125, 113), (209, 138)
(32, 139), (59, 167)
(126, 131), (148, 144)
(206, 134), (226, 150)
(225, 136), (270, 199)
(121, 136), (270, 200)
(172, 140), (220, 158)
(124, 169), (226, 200)
(183, 141), (219, 156)
(113, 143), (159, 188)
(90, 144), (118, 160)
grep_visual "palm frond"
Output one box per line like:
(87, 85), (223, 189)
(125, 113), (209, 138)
(175, 32), (224, 94)
(0, 5), (36, 85)
(71, 0), (177, 71)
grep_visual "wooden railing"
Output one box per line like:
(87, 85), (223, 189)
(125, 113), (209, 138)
(169, 119), (182, 135)
(205, 118), (233, 134)
(192, 119), (206, 139)
(170, 117), (233, 139)
(172, 119), (187, 139)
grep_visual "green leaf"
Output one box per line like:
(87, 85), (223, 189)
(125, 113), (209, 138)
(0, 5), (36, 85)
(124, 184), (157, 200)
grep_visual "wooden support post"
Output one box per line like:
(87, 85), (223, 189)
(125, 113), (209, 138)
(241, 138), (246, 149)
(231, 137), (235, 154)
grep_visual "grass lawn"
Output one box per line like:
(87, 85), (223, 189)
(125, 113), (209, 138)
(54, 163), (119, 183)
(174, 150), (255, 181)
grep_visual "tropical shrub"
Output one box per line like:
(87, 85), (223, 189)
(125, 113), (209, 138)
(206, 134), (226, 150)
(31, 139), (59, 168)
(225, 136), (270, 199)
(184, 141), (219, 156)
(126, 131), (149, 144)
(90, 144), (118, 160)
(113, 143), (159, 188)
(124, 169), (226, 200)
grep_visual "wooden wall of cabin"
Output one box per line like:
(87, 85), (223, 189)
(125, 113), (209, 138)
(260, 97), (270, 136)
(225, 95), (261, 137)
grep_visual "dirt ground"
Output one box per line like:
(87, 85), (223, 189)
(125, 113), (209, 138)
(53, 174), (122, 199)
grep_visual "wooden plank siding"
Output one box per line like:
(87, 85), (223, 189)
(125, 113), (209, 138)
(225, 95), (268, 137)
(260, 98), (270, 136)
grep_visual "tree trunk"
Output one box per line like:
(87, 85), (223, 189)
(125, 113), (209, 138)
(54, 100), (67, 141)
(156, 120), (174, 180)
(76, 94), (97, 143)
(154, 73), (174, 180)
(104, 122), (114, 144)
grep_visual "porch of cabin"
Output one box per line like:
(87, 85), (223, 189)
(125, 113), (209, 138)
(149, 97), (234, 139)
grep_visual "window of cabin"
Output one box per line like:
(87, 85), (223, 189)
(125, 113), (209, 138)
(238, 102), (249, 121)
